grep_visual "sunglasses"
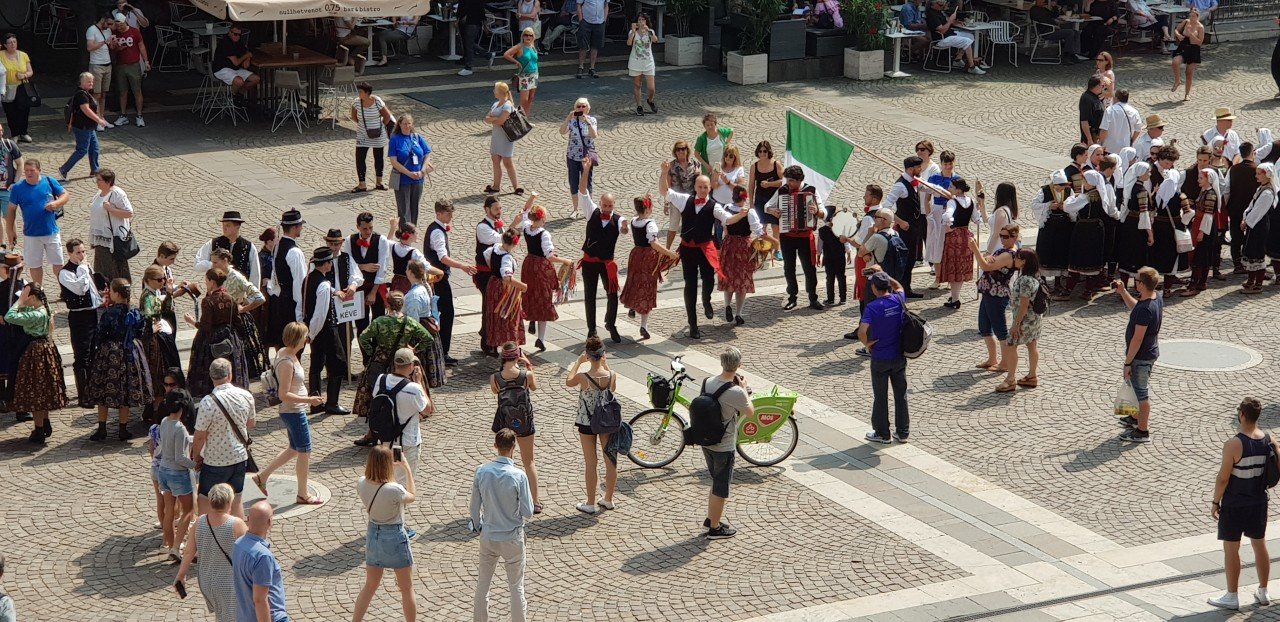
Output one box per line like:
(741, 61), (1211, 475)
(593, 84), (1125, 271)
(676, 147), (688, 152)
(523, 34), (534, 37)
(230, 31), (243, 36)
(575, 105), (587, 109)
(999, 233), (1014, 239)
(1095, 57), (1105, 61)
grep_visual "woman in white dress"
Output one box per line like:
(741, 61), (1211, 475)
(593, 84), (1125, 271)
(628, 14), (657, 116)
(984, 182), (1018, 255)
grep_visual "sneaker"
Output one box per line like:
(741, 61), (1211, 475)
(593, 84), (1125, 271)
(598, 499), (616, 510)
(967, 66), (987, 75)
(115, 116), (130, 126)
(977, 61), (991, 70)
(1119, 429), (1151, 443)
(856, 347), (871, 357)
(703, 518), (732, 529)
(576, 502), (599, 514)
(1207, 592), (1240, 610)
(893, 431), (909, 443)
(1258, 587), (1271, 606)
(168, 547), (182, 562)
(589, 68), (598, 78)
(458, 68), (474, 76)
(406, 528), (418, 539)
(136, 116), (145, 127)
(56, 169), (68, 182)
(706, 524), (737, 539)
(1119, 415), (1139, 428)
(17, 134), (32, 143)
(576, 66), (585, 78)
(865, 431), (892, 444)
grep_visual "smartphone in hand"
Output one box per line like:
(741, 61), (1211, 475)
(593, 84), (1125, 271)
(393, 446), (403, 462)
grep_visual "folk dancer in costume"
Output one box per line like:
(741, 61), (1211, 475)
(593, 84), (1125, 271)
(1116, 162), (1155, 289)
(343, 212), (390, 334)
(302, 247), (352, 415)
(319, 230), (364, 413)
(818, 205), (851, 308)
(388, 220), (428, 294)
(521, 199), (574, 351)
(352, 291), (432, 445)
(0, 263), (29, 422)
(402, 259), (447, 388)
(1180, 147), (1216, 277)
(1031, 170), (1074, 293)
(938, 179), (986, 309)
(210, 248), (268, 378)
(922, 150), (960, 289)
(721, 185), (774, 322)
(195, 211), (263, 367)
(1201, 107), (1242, 165)
(882, 156), (926, 298)
(620, 194), (679, 340)
(659, 162), (726, 340)
(763, 166), (827, 311)
(852, 185), (884, 313)
(1241, 163), (1279, 293)
(423, 200), (478, 366)
(148, 242), (192, 359)
(256, 227), (277, 343)
(483, 229), (527, 349)
(267, 210), (307, 348)
(1182, 168), (1225, 296)
(1105, 150), (1136, 280)
(1257, 128), (1280, 166)
(1150, 146), (1194, 295)
(59, 239), (103, 409)
(5, 283), (66, 444)
(184, 269), (249, 398)
(139, 265), (183, 423)
(1055, 167), (1118, 301)
(474, 196), (525, 356)
(85, 279), (153, 442)
(578, 188), (626, 343)
(1225, 142), (1260, 274)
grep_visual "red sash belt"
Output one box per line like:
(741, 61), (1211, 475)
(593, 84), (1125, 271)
(680, 240), (726, 281)
(579, 255), (619, 293)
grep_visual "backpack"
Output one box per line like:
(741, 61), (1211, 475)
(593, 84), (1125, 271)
(492, 370), (533, 435)
(259, 358), (286, 407)
(369, 374), (412, 444)
(586, 373), (621, 435)
(684, 379), (733, 446)
(1265, 434), (1280, 489)
(878, 231), (911, 283)
(900, 302), (933, 360)
(1031, 277), (1051, 316)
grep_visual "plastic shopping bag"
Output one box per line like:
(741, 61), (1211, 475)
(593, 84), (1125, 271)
(1114, 380), (1139, 417)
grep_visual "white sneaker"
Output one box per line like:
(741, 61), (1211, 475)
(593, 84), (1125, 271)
(967, 66), (987, 75)
(978, 61), (991, 70)
(135, 116), (145, 127)
(97, 123), (106, 131)
(598, 499), (616, 510)
(114, 116), (129, 126)
(1258, 587), (1271, 606)
(1208, 592), (1240, 610)
(17, 134), (31, 143)
(576, 502), (599, 515)
(458, 68), (473, 76)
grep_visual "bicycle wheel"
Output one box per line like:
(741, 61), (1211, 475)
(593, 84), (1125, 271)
(737, 416), (799, 467)
(627, 408), (686, 468)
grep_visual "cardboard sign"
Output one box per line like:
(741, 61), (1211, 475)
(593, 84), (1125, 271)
(334, 293), (365, 324)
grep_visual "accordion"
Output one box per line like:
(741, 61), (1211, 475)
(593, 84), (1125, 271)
(778, 191), (820, 234)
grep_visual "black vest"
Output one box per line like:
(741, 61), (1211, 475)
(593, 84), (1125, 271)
(526, 229), (548, 258)
(725, 205), (751, 237)
(1265, 141), (1280, 165)
(349, 233), (382, 291)
(951, 198), (976, 228)
(1080, 189), (1104, 220)
(424, 222), (450, 277)
(213, 236), (253, 277)
(631, 221), (651, 247)
(274, 237), (299, 301)
(1127, 186), (1149, 220)
(60, 264), (93, 310)
(475, 219), (499, 266)
(582, 213), (621, 260)
(894, 178), (921, 222)
(488, 248), (509, 275)
(332, 253), (352, 290)
(680, 196), (717, 244)
(391, 245), (413, 277)
(304, 269), (336, 330)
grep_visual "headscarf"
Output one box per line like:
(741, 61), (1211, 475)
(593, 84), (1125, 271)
(1050, 169), (1069, 186)
(1146, 137), (1164, 159)
(1122, 161), (1152, 199)
(1084, 169), (1115, 213)
(1260, 128), (1274, 147)
(1083, 169), (1105, 190)
(1120, 146), (1138, 169)
(1155, 169), (1182, 206)
(1084, 144), (1104, 169)
(1260, 163), (1280, 196)
(1209, 136), (1225, 157)
(1200, 168), (1223, 209)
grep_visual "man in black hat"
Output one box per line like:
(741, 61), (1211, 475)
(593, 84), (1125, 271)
(195, 210), (261, 289)
(303, 246), (349, 415)
(323, 228), (362, 400)
(881, 156), (927, 298)
(268, 209), (307, 347)
(342, 212), (390, 334)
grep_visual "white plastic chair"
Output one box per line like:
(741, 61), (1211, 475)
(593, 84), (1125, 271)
(1029, 22), (1062, 64)
(271, 70), (309, 134)
(921, 40), (953, 73)
(988, 20), (1020, 67)
(154, 25), (188, 72)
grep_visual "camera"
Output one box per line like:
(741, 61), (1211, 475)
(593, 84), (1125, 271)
(574, 110), (583, 117)
(392, 444), (402, 462)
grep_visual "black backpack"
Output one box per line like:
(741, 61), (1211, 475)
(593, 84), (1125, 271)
(1031, 277), (1051, 316)
(901, 304), (933, 360)
(1265, 434), (1280, 489)
(586, 373), (621, 435)
(492, 370), (533, 435)
(684, 379), (733, 446)
(878, 231), (911, 283)
(369, 374), (412, 444)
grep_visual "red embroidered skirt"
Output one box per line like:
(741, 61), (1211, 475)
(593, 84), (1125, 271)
(484, 277), (526, 348)
(620, 246), (661, 315)
(520, 255), (559, 322)
(717, 234), (756, 294)
(937, 227), (974, 283)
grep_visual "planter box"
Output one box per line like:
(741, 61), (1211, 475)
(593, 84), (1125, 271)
(665, 35), (704, 66)
(768, 57), (821, 82)
(844, 48), (884, 80)
(728, 51), (768, 84)
(806, 28), (851, 57)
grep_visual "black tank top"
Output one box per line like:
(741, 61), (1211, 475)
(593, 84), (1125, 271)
(753, 161), (780, 208)
(1223, 432), (1272, 507)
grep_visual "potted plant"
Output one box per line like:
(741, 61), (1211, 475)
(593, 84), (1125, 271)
(728, 0), (784, 84)
(842, 0), (889, 80)
(666, 0), (709, 66)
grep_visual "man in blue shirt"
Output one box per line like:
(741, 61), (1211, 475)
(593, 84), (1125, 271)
(5, 158), (69, 286)
(234, 501), (289, 622)
(858, 271), (910, 443)
(470, 428), (534, 622)
(1114, 266), (1162, 443)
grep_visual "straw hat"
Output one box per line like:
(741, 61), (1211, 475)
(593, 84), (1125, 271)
(1214, 107), (1236, 121)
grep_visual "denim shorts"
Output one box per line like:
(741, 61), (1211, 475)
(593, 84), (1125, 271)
(977, 294), (1009, 340)
(1130, 359), (1155, 402)
(0, 190), (8, 218)
(199, 460), (247, 496)
(577, 20), (605, 50)
(567, 157), (594, 195)
(281, 411), (312, 453)
(702, 448), (735, 499)
(366, 523), (414, 568)
(158, 465), (195, 496)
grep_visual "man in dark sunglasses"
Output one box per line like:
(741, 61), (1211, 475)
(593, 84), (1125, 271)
(213, 28), (261, 95)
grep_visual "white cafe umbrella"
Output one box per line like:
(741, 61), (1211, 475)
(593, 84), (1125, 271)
(190, 0), (432, 48)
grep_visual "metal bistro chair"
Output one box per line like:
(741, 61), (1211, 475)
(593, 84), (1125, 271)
(484, 14), (513, 57)
(203, 63), (247, 126)
(921, 39), (954, 73)
(1029, 21), (1063, 64)
(988, 20), (1020, 66)
(48, 5), (79, 50)
(319, 65), (358, 130)
(271, 70), (309, 134)
(191, 57), (216, 114)
(154, 25), (187, 72)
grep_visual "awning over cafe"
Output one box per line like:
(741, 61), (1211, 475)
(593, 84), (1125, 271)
(190, 0), (432, 21)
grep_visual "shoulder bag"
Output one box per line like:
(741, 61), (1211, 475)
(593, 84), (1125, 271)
(575, 118), (600, 167)
(108, 192), (141, 262)
(205, 516), (234, 564)
(502, 104), (533, 142)
(17, 79), (40, 109)
(211, 392), (258, 473)
(1164, 198), (1194, 254)
(366, 481), (386, 513)
(358, 100), (381, 140)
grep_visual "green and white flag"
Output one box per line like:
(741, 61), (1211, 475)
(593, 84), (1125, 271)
(784, 109), (855, 203)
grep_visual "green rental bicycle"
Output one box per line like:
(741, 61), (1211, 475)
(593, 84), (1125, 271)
(627, 356), (800, 468)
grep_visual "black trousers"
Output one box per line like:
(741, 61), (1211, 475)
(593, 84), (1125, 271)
(824, 254), (847, 302)
(355, 147), (385, 183)
(1273, 36), (1280, 94)
(435, 278), (455, 357)
(2, 101), (30, 136)
(581, 261), (618, 336)
(475, 272), (492, 350)
(354, 284), (385, 334)
(780, 235), (818, 304)
(308, 326), (349, 406)
(679, 245), (715, 331)
(1230, 209), (1246, 265)
(67, 309), (98, 406)
(897, 217), (925, 296)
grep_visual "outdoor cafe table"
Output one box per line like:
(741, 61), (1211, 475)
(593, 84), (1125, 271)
(252, 45), (337, 117)
(174, 20), (230, 61)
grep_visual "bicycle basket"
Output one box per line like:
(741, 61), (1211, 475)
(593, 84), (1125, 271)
(648, 375), (674, 410)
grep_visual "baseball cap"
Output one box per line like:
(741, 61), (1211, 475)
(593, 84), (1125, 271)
(869, 271), (892, 290)
(393, 348), (416, 366)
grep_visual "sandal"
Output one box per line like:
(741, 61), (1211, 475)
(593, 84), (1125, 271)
(252, 474), (268, 495)
(1017, 375), (1039, 388)
(484, 185), (499, 194)
(351, 186), (368, 193)
(975, 362), (1000, 371)
(295, 496), (324, 505)
(514, 187), (525, 196)
(375, 183), (388, 191)
(994, 381), (1017, 393)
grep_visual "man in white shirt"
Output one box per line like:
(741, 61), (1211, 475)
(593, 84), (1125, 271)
(1203, 107), (1243, 165)
(424, 201), (477, 366)
(303, 247), (350, 415)
(112, 0), (150, 29)
(473, 197), (523, 356)
(1133, 114), (1166, 162)
(192, 357), (257, 519)
(194, 211), (262, 290)
(59, 239), (103, 413)
(267, 210), (307, 347)
(334, 17), (370, 60)
(1099, 90), (1143, 155)
(343, 211), (390, 334)
(85, 14), (118, 129)
(659, 163), (730, 339)
(375, 348), (432, 537)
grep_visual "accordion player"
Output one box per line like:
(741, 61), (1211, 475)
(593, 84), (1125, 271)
(770, 190), (822, 233)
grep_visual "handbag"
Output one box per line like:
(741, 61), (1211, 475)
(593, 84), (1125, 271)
(575, 118), (600, 167)
(1165, 201), (1194, 253)
(17, 80), (40, 108)
(107, 201), (140, 262)
(502, 106), (533, 142)
(211, 393), (258, 473)
(358, 100), (381, 140)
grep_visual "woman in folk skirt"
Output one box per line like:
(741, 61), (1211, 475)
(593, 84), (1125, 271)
(1149, 170), (1194, 295)
(140, 266), (183, 424)
(1055, 168), (1116, 301)
(521, 204), (574, 352)
(1031, 170), (1074, 290)
(402, 261), (447, 389)
(938, 179), (984, 309)
(1242, 163), (1278, 293)
(718, 185), (773, 324)
(4, 284), (66, 444)
(353, 292), (432, 444)
(211, 248), (268, 378)
(184, 269), (249, 399)
(621, 195), (678, 340)
(1183, 168), (1224, 296)
(484, 229), (527, 349)
(85, 279), (153, 442)
(388, 220), (428, 295)
(1116, 162), (1155, 289)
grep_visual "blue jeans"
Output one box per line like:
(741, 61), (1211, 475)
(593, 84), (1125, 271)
(62, 128), (100, 175)
(977, 294), (1009, 340)
(280, 411), (313, 453)
(567, 157), (593, 195)
(870, 357), (909, 438)
(1130, 359), (1155, 402)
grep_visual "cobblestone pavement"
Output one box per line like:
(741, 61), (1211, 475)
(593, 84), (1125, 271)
(2, 41), (1279, 621)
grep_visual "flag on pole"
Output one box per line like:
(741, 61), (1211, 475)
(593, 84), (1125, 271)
(784, 109), (856, 203)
